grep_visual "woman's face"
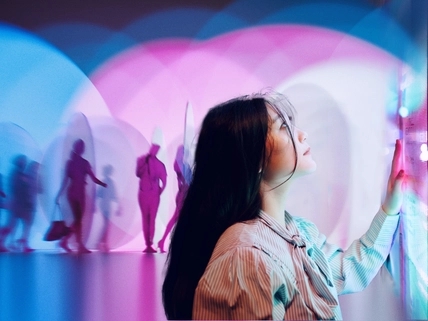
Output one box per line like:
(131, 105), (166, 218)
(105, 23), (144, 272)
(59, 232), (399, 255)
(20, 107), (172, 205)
(263, 106), (316, 185)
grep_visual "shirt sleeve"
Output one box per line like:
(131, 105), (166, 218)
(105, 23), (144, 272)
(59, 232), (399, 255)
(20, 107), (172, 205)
(317, 208), (400, 295)
(192, 246), (286, 320)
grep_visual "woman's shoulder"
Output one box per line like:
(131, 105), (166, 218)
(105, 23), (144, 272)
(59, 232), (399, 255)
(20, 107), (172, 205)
(208, 219), (262, 260)
(207, 235), (273, 273)
(222, 218), (261, 242)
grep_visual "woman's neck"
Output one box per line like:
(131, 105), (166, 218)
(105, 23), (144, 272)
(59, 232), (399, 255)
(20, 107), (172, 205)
(260, 180), (291, 226)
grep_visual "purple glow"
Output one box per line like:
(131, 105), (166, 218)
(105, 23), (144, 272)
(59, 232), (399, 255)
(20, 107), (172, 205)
(85, 25), (403, 245)
(90, 26), (398, 141)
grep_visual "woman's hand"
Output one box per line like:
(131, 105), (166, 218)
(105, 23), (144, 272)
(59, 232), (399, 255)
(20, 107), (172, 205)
(382, 139), (406, 215)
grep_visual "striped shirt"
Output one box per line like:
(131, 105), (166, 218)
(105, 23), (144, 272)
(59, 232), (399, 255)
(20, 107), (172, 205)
(193, 208), (399, 320)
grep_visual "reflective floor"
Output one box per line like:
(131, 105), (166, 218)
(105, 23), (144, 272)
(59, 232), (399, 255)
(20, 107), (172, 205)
(0, 251), (406, 321)
(0, 252), (167, 321)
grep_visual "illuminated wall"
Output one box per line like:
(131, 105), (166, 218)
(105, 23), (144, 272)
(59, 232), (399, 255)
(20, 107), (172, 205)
(0, 0), (426, 319)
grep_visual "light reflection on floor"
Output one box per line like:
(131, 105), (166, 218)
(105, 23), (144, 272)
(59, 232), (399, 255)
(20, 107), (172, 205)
(0, 252), (168, 321)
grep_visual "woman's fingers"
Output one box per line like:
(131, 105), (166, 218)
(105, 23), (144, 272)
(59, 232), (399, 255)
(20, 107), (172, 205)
(383, 140), (405, 215)
(390, 139), (402, 179)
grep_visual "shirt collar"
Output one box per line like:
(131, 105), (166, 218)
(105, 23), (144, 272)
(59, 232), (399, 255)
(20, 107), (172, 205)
(259, 210), (306, 248)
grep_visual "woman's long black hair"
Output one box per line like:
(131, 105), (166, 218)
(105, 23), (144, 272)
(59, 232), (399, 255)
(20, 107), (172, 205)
(162, 92), (296, 320)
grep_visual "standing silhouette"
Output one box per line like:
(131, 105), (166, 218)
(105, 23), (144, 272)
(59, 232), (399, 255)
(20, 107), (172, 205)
(136, 144), (167, 253)
(96, 164), (119, 252)
(158, 145), (189, 253)
(56, 139), (106, 254)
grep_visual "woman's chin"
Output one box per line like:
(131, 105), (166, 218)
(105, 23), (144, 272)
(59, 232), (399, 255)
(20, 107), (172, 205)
(295, 162), (317, 177)
(308, 162), (317, 173)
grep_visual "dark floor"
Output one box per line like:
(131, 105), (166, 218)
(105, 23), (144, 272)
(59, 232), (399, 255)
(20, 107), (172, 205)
(0, 251), (168, 321)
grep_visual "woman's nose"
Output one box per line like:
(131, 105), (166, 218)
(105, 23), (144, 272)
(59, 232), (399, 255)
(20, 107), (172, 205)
(298, 128), (308, 142)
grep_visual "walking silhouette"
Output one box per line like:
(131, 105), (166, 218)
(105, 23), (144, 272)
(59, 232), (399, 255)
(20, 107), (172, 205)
(56, 139), (107, 253)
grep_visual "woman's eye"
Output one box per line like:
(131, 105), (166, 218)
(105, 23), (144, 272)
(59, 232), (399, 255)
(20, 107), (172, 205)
(281, 122), (288, 129)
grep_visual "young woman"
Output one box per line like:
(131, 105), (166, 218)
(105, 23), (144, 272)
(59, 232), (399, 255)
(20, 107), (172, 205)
(162, 92), (404, 320)
(56, 139), (107, 253)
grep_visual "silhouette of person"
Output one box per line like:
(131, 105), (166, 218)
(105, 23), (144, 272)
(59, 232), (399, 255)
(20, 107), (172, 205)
(136, 143), (167, 253)
(3, 155), (35, 252)
(15, 160), (41, 252)
(96, 164), (119, 252)
(0, 171), (7, 252)
(158, 145), (189, 253)
(56, 139), (107, 254)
